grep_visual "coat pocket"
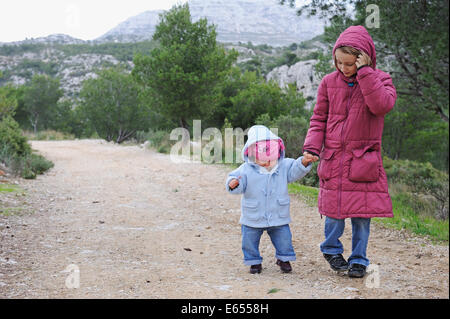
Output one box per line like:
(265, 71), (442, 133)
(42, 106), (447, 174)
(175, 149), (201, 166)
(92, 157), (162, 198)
(317, 148), (337, 181)
(242, 198), (260, 220)
(349, 145), (380, 182)
(277, 197), (290, 218)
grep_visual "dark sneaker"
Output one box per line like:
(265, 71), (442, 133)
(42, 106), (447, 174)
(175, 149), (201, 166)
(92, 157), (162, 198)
(250, 264), (262, 274)
(348, 263), (367, 278)
(323, 253), (349, 272)
(276, 259), (292, 273)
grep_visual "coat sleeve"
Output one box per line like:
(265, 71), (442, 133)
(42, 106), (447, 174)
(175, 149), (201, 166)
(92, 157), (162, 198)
(302, 77), (329, 156)
(356, 67), (397, 116)
(286, 157), (312, 183)
(225, 165), (247, 194)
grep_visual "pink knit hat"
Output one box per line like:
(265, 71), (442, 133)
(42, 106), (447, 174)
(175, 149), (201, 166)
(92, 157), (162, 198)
(245, 139), (285, 161)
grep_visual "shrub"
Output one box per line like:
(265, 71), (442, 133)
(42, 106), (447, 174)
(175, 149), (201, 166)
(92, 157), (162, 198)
(0, 116), (31, 156)
(0, 116), (53, 178)
(383, 157), (449, 220)
(28, 152), (54, 176)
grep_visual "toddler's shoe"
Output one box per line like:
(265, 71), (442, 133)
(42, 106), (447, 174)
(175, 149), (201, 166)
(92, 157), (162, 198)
(250, 264), (262, 274)
(276, 259), (292, 273)
(323, 253), (349, 272)
(348, 263), (367, 278)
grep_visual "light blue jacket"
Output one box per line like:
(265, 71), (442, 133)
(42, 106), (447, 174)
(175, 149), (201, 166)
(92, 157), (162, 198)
(226, 125), (312, 228)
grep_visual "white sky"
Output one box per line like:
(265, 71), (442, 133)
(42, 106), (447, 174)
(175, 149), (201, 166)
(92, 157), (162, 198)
(0, 0), (189, 42)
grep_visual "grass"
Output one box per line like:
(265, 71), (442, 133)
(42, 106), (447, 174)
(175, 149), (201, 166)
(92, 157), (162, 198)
(288, 182), (449, 244)
(267, 288), (281, 294)
(0, 183), (25, 196)
(0, 183), (26, 216)
(288, 183), (319, 207)
(0, 207), (24, 216)
(374, 193), (449, 243)
(0, 184), (21, 193)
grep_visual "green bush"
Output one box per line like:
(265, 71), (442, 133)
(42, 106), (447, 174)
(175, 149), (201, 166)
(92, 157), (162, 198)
(28, 152), (54, 176)
(0, 116), (31, 156)
(383, 156), (449, 220)
(0, 145), (54, 179)
(0, 116), (53, 178)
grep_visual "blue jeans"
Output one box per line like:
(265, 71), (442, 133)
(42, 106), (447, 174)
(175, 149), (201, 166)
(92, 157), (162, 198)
(320, 217), (371, 267)
(241, 224), (296, 266)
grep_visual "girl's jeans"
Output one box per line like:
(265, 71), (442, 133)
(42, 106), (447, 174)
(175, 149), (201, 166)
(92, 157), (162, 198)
(320, 217), (371, 267)
(241, 224), (296, 266)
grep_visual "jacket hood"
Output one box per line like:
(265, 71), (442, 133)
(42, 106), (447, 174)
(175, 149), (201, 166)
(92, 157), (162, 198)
(333, 25), (377, 71)
(242, 125), (285, 163)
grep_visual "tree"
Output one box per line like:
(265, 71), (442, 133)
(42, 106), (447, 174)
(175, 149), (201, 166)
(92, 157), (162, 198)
(382, 97), (449, 171)
(132, 3), (238, 130)
(79, 68), (150, 143)
(23, 74), (63, 133)
(208, 68), (258, 129)
(227, 75), (306, 130)
(0, 85), (18, 120)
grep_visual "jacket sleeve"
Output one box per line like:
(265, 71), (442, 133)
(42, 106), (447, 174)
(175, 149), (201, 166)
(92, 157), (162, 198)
(225, 165), (247, 194)
(287, 157), (312, 183)
(302, 77), (329, 156)
(356, 67), (397, 116)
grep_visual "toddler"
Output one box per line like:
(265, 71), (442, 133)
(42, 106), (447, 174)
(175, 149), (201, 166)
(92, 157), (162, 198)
(226, 125), (313, 274)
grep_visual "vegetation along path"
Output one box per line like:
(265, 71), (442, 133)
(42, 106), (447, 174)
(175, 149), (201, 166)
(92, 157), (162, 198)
(0, 140), (448, 298)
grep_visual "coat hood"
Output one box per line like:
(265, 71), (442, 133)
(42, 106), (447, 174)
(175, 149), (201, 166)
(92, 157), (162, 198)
(333, 25), (377, 71)
(242, 125), (285, 163)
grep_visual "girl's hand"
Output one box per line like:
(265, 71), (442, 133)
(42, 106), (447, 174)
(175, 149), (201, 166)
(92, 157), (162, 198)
(355, 51), (371, 69)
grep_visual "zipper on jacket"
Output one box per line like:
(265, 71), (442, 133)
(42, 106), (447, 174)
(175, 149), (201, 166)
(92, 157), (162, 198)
(337, 82), (356, 218)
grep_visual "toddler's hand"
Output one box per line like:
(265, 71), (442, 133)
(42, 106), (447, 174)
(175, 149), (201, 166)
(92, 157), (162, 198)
(302, 152), (319, 166)
(228, 177), (241, 189)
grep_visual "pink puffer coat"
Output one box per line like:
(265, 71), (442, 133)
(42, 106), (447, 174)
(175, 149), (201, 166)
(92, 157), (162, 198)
(303, 25), (397, 219)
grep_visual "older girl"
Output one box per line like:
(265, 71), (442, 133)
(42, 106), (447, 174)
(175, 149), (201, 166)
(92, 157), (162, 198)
(303, 25), (397, 278)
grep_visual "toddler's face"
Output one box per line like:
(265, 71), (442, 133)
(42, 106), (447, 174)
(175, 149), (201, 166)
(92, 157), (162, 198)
(335, 49), (357, 78)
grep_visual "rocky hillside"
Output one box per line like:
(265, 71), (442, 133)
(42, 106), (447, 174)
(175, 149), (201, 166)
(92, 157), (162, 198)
(0, 35), (326, 102)
(98, 0), (324, 47)
(0, 41), (155, 98)
(0, 34), (86, 46)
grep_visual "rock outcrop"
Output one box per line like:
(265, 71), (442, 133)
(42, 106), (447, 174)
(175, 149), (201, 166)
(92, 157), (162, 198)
(266, 59), (320, 109)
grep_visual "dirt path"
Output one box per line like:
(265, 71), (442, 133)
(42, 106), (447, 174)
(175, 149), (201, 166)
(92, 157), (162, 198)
(0, 140), (448, 299)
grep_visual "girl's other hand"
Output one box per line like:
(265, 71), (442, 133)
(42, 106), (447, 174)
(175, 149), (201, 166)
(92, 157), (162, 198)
(356, 51), (371, 68)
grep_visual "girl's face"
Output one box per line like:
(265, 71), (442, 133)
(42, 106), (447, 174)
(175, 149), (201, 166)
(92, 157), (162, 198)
(335, 49), (357, 78)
